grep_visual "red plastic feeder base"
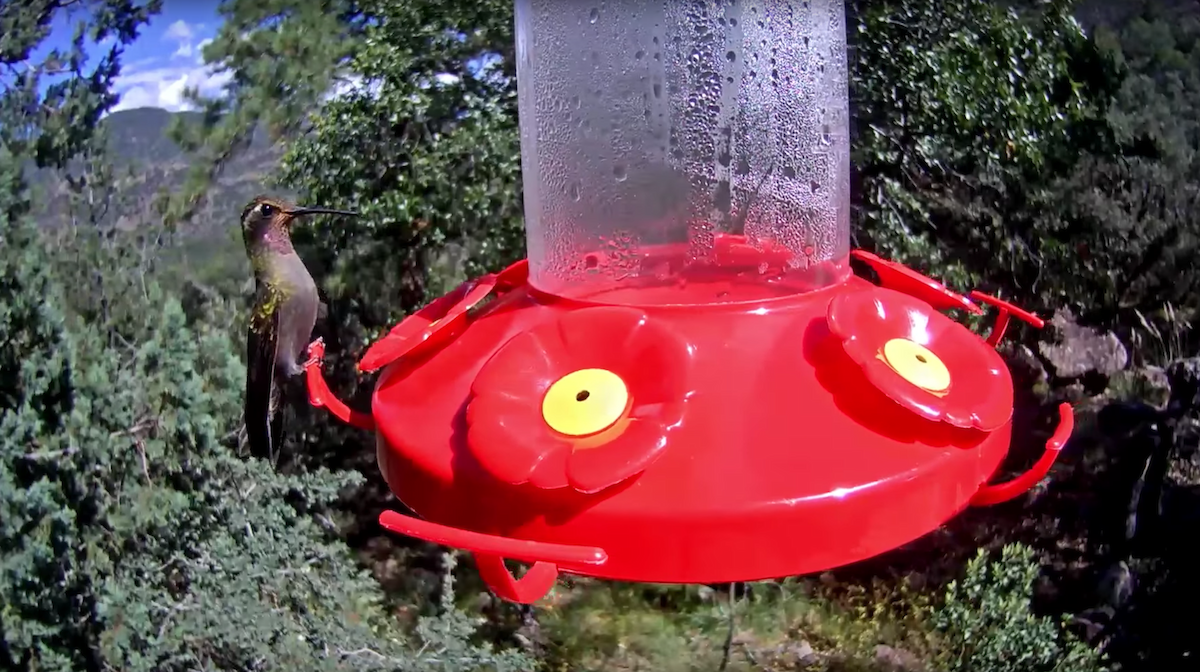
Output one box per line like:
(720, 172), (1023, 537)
(306, 238), (1071, 605)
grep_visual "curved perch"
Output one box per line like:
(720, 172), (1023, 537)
(850, 249), (984, 315)
(378, 509), (608, 604)
(304, 339), (375, 430)
(970, 402), (1073, 507)
(968, 290), (1045, 348)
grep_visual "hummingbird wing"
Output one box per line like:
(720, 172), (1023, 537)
(245, 282), (282, 463)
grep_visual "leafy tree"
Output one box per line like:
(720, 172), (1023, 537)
(161, 0), (366, 227)
(1, 2), (162, 663)
(168, 0), (525, 479)
(1, 2), (531, 669)
(847, 0), (1127, 320)
(280, 0), (524, 325)
(169, 0), (523, 322)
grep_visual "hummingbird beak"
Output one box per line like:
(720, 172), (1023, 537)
(285, 206), (361, 218)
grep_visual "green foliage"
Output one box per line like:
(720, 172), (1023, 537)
(932, 545), (1104, 672)
(0, 0), (163, 175)
(1, 3), (161, 665)
(848, 0), (1126, 319)
(177, 0), (524, 327)
(81, 283), (528, 671)
(0, 223), (90, 672)
(172, 0), (527, 472)
(279, 0), (525, 328)
(162, 0), (365, 226)
(3, 223), (534, 670)
(1, 2), (533, 670)
(537, 546), (1109, 672)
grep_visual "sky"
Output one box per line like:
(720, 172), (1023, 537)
(37, 1), (230, 113)
(31, 1), (475, 114)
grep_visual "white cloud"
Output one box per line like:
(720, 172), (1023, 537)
(163, 19), (206, 60)
(107, 19), (228, 113)
(111, 64), (232, 113)
(164, 19), (194, 43)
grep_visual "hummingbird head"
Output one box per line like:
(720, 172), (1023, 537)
(240, 195), (359, 255)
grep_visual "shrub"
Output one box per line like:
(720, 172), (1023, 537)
(932, 545), (1105, 672)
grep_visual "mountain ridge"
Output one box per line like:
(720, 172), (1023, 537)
(33, 106), (279, 237)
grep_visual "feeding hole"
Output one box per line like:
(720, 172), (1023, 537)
(576, 390), (591, 402)
(915, 354), (927, 364)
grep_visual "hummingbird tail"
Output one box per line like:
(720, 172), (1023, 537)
(268, 385), (285, 467)
(245, 382), (282, 463)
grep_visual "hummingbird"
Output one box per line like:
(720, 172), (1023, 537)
(240, 195), (359, 465)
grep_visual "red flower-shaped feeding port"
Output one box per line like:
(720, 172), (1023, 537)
(851, 250), (983, 315)
(358, 274), (499, 373)
(827, 285), (1012, 431)
(466, 306), (693, 494)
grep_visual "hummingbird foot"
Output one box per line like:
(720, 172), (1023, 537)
(304, 338), (326, 370)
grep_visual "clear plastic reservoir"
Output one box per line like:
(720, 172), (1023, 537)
(514, 0), (851, 305)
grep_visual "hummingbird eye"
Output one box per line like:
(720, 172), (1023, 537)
(257, 203), (275, 217)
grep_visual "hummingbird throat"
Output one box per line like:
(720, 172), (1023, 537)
(260, 225), (297, 254)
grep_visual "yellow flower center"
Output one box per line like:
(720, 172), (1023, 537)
(541, 368), (630, 437)
(880, 338), (951, 393)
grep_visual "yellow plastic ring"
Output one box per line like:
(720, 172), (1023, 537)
(880, 338), (951, 393)
(541, 368), (630, 437)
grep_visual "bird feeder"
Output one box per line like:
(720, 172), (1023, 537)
(305, 0), (1072, 605)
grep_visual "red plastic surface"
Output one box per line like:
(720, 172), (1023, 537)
(378, 508), (606, 603)
(851, 250), (983, 315)
(357, 274), (499, 373)
(826, 287), (1012, 431)
(466, 305), (692, 494)
(307, 241), (1069, 604)
(304, 339), (374, 430)
(970, 402), (1073, 506)
(969, 290), (1046, 347)
(537, 232), (853, 305)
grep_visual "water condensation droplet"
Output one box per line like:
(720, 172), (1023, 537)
(516, 0), (850, 301)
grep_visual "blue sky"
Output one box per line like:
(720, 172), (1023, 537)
(30, 1), (495, 114)
(38, 1), (229, 112)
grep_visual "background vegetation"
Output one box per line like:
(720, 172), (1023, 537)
(3, 0), (1198, 670)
